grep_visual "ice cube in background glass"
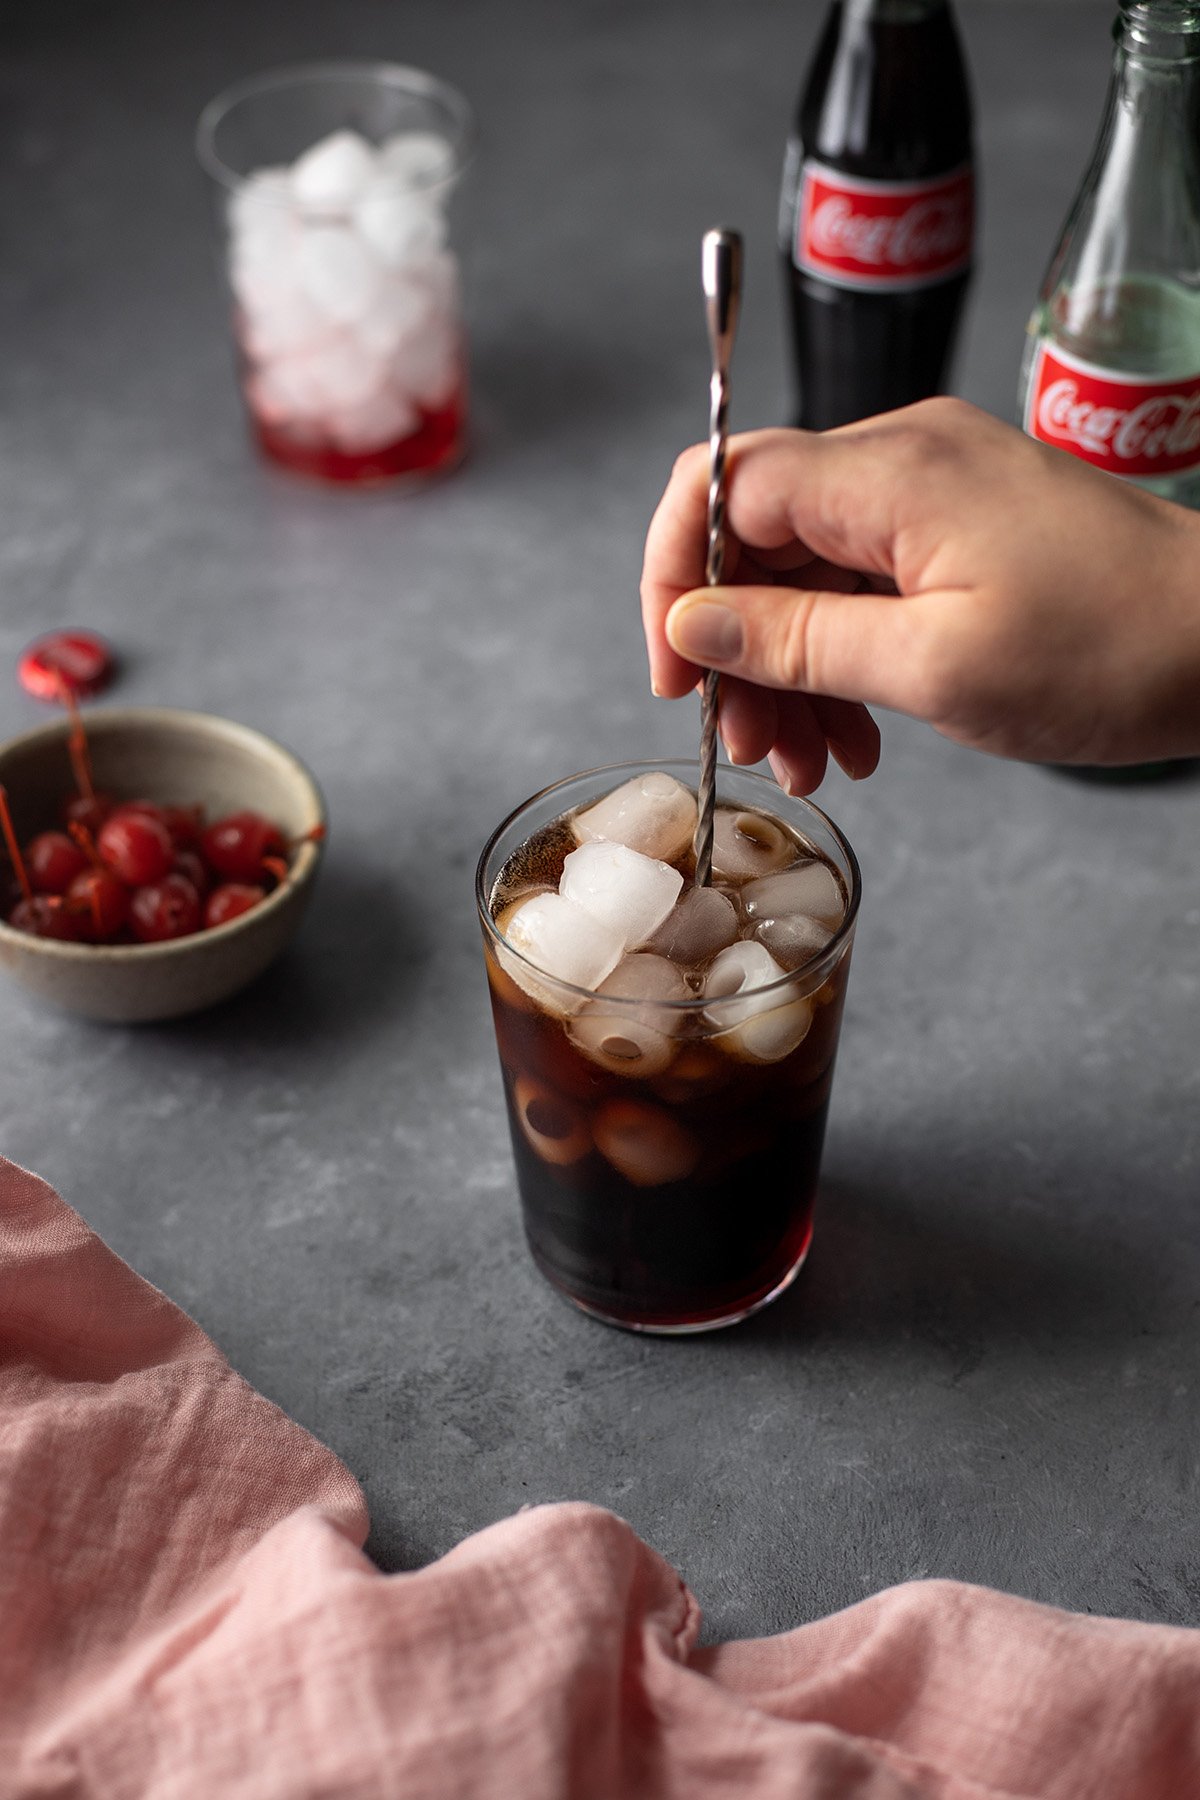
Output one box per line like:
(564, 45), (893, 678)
(239, 283), (328, 360)
(378, 130), (457, 187)
(297, 224), (387, 323)
(245, 357), (327, 426)
(559, 843), (683, 950)
(391, 316), (459, 409)
(305, 336), (387, 410)
(741, 862), (844, 928)
(408, 249), (460, 316)
(354, 179), (447, 267)
(220, 108), (467, 473)
(228, 167), (294, 256)
(328, 388), (420, 453)
(500, 891), (624, 1010)
(571, 772), (698, 864)
(592, 1097), (700, 1188)
(567, 953), (689, 1076)
(752, 914), (833, 968)
(648, 886), (739, 967)
(704, 941), (813, 1064)
(356, 279), (430, 358)
(710, 808), (796, 881)
(291, 130), (377, 211)
(229, 245), (294, 317)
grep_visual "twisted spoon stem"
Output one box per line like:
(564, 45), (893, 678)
(693, 228), (742, 888)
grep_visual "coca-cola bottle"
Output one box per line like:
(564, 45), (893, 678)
(778, 0), (975, 430)
(1019, 1), (1200, 511)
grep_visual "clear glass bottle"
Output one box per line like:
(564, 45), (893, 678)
(1019, 0), (1200, 508)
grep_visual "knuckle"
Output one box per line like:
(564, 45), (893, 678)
(909, 394), (976, 435)
(774, 595), (817, 690)
(874, 397), (978, 472)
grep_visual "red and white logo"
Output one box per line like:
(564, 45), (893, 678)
(794, 160), (973, 291)
(1024, 341), (1200, 478)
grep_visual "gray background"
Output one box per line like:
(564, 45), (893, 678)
(5, 0), (1200, 1643)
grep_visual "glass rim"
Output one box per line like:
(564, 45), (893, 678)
(474, 758), (862, 1012)
(195, 59), (477, 198)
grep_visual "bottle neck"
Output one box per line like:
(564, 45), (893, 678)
(840, 0), (947, 19)
(1102, 1), (1200, 173)
(1041, 0), (1200, 348)
(1115, 1), (1200, 65)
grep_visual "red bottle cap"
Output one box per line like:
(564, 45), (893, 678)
(18, 630), (116, 702)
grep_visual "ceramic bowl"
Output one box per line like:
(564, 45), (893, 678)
(0, 707), (325, 1022)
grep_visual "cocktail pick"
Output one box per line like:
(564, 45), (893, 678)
(693, 226), (743, 888)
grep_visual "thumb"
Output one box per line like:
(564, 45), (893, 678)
(665, 583), (924, 712)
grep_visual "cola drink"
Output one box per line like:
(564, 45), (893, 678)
(778, 0), (975, 430)
(1019, 2), (1200, 511)
(476, 764), (860, 1334)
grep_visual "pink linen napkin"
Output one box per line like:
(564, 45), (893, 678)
(3, 1150), (1199, 1799)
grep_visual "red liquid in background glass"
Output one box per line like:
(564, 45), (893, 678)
(250, 387), (466, 485)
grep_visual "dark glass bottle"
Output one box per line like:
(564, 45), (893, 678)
(779, 0), (975, 430)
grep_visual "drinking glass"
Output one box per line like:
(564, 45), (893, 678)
(197, 61), (474, 484)
(476, 761), (861, 1333)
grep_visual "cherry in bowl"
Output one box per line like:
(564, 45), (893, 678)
(0, 707), (325, 1021)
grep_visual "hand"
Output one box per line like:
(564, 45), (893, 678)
(641, 398), (1200, 793)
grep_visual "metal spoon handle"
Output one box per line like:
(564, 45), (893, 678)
(694, 227), (743, 888)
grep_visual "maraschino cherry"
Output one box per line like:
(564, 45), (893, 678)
(2, 693), (315, 948)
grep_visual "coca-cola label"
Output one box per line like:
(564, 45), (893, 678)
(794, 160), (974, 292)
(1024, 341), (1200, 478)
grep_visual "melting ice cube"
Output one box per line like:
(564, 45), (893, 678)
(571, 771), (697, 865)
(704, 941), (813, 1064)
(592, 1097), (699, 1188)
(512, 1075), (591, 1168)
(741, 862), (844, 928)
(647, 886), (739, 969)
(710, 808), (796, 882)
(559, 842), (683, 951)
(500, 891), (624, 1012)
(752, 914), (833, 969)
(567, 953), (690, 1076)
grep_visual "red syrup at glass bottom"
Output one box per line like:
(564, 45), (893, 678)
(250, 386), (466, 485)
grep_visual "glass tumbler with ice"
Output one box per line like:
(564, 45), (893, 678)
(196, 62), (474, 484)
(476, 762), (861, 1333)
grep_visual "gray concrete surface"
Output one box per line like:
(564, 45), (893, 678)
(5, 0), (1200, 1645)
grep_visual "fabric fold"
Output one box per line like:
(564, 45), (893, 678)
(4, 1152), (1200, 1799)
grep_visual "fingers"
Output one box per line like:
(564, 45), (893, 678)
(642, 434), (823, 699)
(808, 695), (882, 781)
(641, 425), (903, 698)
(767, 700), (829, 798)
(665, 581), (930, 717)
(758, 695), (879, 794)
(717, 678), (778, 767)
